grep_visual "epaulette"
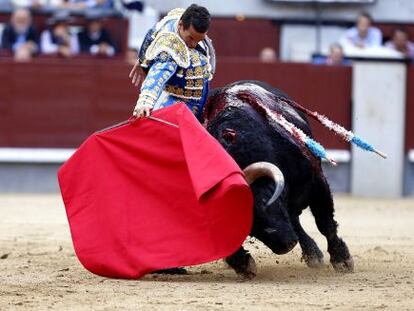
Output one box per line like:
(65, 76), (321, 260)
(167, 8), (185, 17)
(145, 31), (190, 68)
(154, 8), (185, 32)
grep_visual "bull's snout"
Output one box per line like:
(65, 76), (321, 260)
(264, 228), (298, 255)
(273, 239), (298, 255)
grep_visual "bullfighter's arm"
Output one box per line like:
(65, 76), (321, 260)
(133, 52), (178, 116)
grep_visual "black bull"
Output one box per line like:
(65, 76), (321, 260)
(203, 80), (354, 278)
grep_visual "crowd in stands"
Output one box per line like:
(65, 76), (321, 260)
(256, 11), (414, 66)
(0, 8), (117, 60)
(1, 3), (414, 65)
(314, 12), (414, 66)
(0, 0), (147, 61)
(10, 0), (113, 10)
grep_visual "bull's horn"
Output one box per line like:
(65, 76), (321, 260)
(243, 162), (285, 206)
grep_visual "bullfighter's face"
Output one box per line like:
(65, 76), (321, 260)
(178, 21), (206, 49)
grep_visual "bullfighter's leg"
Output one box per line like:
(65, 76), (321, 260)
(309, 175), (354, 272)
(225, 246), (257, 279)
(290, 215), (324, 268)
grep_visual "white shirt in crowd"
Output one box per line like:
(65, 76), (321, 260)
(340, 26), (383, 49)
(40, 29), (79, 54)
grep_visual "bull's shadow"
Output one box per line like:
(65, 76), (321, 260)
(141, 258), (342, 284)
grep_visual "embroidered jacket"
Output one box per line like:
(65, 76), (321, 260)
(136, 8), (216, 119)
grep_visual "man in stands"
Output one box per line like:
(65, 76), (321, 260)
(59, 0), (112, 9)
(1, 8), (39, 62)
(259, 47), (277, 63)
(385, 28), (414, 59)
(40, 13), (79, 58)
(340, 12), (382, 49)
(128, 4), (216, 121)
(78, 16), (116, 57)
(313, 43), (351, 66)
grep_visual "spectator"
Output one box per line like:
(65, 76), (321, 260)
(40, 13), (79, 58)
(59, 0), (112, 9)
(11, 0), (61, 9)
(385, 28), (414, 59)
(340, 12), (382, 49)
(78, 17), (115, 57)
(313, 43), (351, 66)
(1, 8), (39, 62)
(259, 47), (277, 63)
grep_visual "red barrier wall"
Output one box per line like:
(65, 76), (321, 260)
(0, 58), (352, 149)
(208, 18), (280, 58)
(0, 58), (137, 147)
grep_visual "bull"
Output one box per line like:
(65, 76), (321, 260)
(203, 80), (354, 278)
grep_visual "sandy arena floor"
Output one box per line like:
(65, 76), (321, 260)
(0, 194), (413, 310)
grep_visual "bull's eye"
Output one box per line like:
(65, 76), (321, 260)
(222, 128), (237, 144)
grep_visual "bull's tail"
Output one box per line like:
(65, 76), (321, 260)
(277, 97), (387, 159)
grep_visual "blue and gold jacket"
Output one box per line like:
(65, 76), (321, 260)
(137, 8), (216, 120)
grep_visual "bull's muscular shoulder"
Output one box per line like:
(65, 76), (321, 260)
(235, 80), (291, 99)
(228, 80), (311, 135)
(145, 31), (190, 68)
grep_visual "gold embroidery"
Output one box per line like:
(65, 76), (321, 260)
(190, 50), (201, 66)
(194, 90), (202, 98)
(195, 79), (203, 87)
(186, 80), (194, 88)
(176, 88), (184, 96)
(145, 78), (156, 86)
(159, 52), (169, 61)
(194, 66), (203, 76)
(146, 32), (190, 68)
(154, 8), (185, 33)
(162, 96), (169, 104)
(141, 59), (149, 68)
(165, 84), (203, 100)
(139, 89), (158, 100)
(184, 89), (192, 97)
(186, 69), (194, 77)
(167, 8), (185, 17)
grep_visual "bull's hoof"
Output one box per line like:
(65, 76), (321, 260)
(331, 257), (354, 273)
(226, 249), (257, 280)
(302, 253), (324, 269)
(152, 267), (188, 275)
(328, 238), (353, 273)
(239, 256), (257, 280)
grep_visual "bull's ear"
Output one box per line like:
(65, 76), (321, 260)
(203, 87), (222, 122)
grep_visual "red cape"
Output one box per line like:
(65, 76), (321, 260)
(58, 103), (253, 279)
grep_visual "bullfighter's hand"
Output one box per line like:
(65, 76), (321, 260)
(129, 59), (145, 87)
(133, 100), (153, 118)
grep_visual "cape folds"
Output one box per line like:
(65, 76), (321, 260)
(58, 103), (253, 279)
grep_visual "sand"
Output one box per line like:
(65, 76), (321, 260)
(1, 194), (413, 310)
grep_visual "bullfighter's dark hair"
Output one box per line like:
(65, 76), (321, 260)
(180, 4), (211, 33)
